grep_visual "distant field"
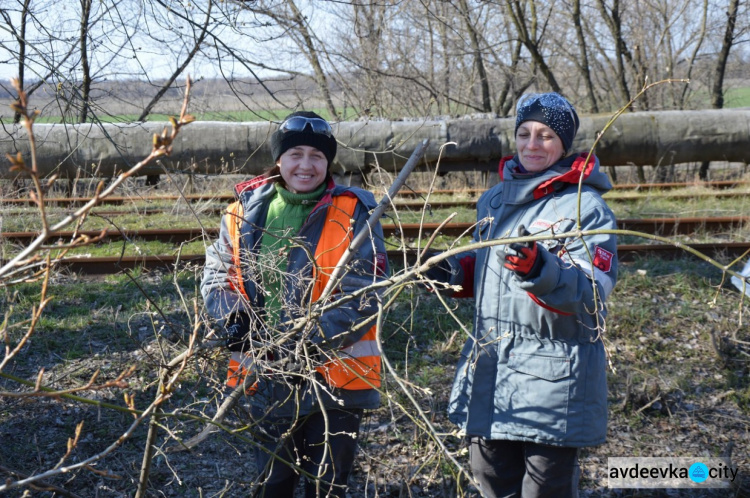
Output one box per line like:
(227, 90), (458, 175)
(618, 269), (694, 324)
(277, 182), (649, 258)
(17, 107), (358, 124)
(3, 81), (749, 124)
(30, 110), (299, 124)
(18, 90), (750, 125)
(725, 86), (750, 107)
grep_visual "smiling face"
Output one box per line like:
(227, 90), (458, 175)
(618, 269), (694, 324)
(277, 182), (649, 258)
(276, 145), (328, 193)
(515, 120), (566, 172)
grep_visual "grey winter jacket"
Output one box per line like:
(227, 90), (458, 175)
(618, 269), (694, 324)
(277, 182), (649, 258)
(201, 176), (389, 418)
(447, 153), (618, 447)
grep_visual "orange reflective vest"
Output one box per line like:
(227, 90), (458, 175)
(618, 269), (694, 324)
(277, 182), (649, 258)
(224, 193), (381, 392)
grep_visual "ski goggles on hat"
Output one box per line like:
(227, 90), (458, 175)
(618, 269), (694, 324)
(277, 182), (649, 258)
(278, 116), (333, 137)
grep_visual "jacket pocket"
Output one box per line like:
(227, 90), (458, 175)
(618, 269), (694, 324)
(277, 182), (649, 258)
(508, 352), (571, 381)
(502, 351), (572, 440)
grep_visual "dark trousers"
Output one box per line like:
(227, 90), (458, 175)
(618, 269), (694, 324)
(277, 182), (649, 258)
(253, 408), (363, 498)
(469, 438), (580, 498)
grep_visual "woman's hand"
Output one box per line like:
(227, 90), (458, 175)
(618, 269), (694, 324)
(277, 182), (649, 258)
(224, 312), (262, 353)
(499, 225), (545, 280)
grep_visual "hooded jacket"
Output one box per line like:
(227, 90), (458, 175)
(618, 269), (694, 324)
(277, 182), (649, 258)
(201, 176), (389, 417)
(446, 153), (618, 447)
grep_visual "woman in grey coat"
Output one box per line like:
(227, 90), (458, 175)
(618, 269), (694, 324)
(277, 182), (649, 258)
(435, 93), (618, 497)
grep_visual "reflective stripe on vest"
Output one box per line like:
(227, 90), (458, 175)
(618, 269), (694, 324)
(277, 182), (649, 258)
(311, 194), (381, 390)
(226, 201), (249, 300)
(225, 201), (255, 393)
(225, 193), (381, 391)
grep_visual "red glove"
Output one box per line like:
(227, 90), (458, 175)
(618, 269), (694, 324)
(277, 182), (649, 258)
(502, 225), (544, 279)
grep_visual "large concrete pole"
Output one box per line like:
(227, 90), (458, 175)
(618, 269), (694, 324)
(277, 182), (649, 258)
(1, 108), (749, 179)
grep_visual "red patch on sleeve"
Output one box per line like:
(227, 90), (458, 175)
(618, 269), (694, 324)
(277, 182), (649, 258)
(375, 252), (387, 276)
(593, 246), (614, 273)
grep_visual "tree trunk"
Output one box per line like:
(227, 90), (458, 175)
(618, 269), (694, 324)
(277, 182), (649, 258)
(438, 2), (451, 114)
(18, 1), (31, 123)
(285, 0), (338, 119)
(351, 2), (385, 116)
(506, 0), (562, 93)
(494, 40), (527, 116)
(678, 0), (709, 108)
(636, 165), (646, 183)
(701, 0), (740, 180)
(459, 0), (491, 112)
(596, 0), (633, 108)
(632, 44), (649, 110)
(78, 0), (93, 124)
(7, 0), (32, 124)
(608, 165), (618, 183)
(710, 0), (740, 109)
(571, 0), (599, 113)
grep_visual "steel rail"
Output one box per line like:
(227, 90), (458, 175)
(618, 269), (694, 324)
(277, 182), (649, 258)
(7, 242), (749, 275)
(610, 180), (748, 190)
(1, 228), (213, 245)
(375, 190), (750, 208)
(1, 189), (748, 219)
(378, 180), (750, 197)
(2, 216), (748, 245)
(382, 217), (749, 238)
(2, 180), (747, 207)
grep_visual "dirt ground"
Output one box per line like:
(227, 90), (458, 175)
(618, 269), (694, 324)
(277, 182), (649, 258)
(2, 261), (749, 497)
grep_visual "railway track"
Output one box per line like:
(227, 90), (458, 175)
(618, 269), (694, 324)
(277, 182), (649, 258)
(2, 180), (748, 208)
(7, 242), (749, 275)
(2, 216), (748, 245)
(3, 171), (749, 221)
(1, 189), (747, 220)
(610, 179), (748, 190)
(3, 180), (747, 275)
(378, 190), (749, 208)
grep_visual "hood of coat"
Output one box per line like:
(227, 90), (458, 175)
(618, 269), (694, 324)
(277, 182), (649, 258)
(498, 153), (612, 202)
(232, 174), (377, 217)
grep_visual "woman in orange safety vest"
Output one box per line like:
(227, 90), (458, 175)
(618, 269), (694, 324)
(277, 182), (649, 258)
(201, 111), (389, 497)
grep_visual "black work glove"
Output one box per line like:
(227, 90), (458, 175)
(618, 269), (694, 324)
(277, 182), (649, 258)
(273, 338), (318, 387)
(224, 312), (259, 353)
(499, 225), (544, 280)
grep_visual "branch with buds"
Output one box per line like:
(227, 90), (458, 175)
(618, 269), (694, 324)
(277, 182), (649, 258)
(1, 77), (196, 282)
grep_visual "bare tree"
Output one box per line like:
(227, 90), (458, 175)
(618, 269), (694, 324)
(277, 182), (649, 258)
(505, 0), (562, 93)
(324, 1), (481, 117)
(0, 1), (78, 126)
(136, 0), (213, 121)
(78, 0), (93, 123)
(570, 0), (599, 113)
(0, 0), (32, 123)
(239, 0), (338, 118)
(595, 0), (634, 108)
(677, 0), (709, 108)
(710, 0), (742, 109)
(700, 0), (743, 179)
(323, 0), (389, 117)
(458, 0), (492, 112)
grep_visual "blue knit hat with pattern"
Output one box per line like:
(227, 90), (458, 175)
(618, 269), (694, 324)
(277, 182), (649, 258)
(515, 93), (580, 152)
